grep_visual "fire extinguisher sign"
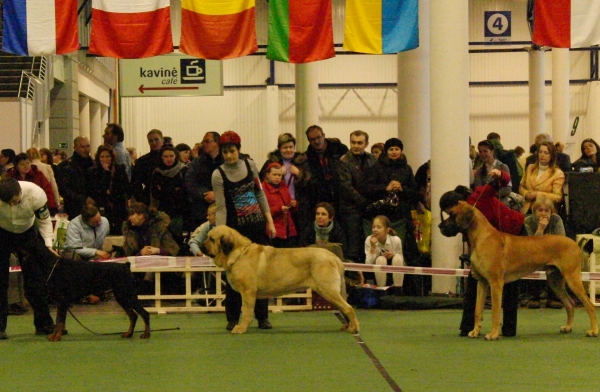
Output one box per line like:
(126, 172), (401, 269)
(484, 11), (511, 42)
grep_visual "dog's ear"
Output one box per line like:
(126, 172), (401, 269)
(455, 203), (475, 229)
(221, 235), (235, 255)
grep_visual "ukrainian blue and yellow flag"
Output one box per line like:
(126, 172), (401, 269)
(343, 0), (419, 54)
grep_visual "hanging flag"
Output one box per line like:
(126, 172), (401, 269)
(89, 0), (173, 59)
(180, 0), (257, 60)
(267, 0), (335, 63)
(343, 0), (419, 54)
(2, 0), (79, 56)
(532, 0), (600, 48)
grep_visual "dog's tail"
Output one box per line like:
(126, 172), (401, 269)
(578, 238), (595, 257)
(579, 239), (595, 275)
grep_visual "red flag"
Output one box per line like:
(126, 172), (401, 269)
(89, 0), (173, 59)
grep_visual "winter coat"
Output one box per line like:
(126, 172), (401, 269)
(8, 165), (58, 211)
(262, 180), (298, 239)
(56, 153), (94, 218)
(86, 163), (131, 235)
(121, 212), (180, 257)
(363, 154), (418, 222)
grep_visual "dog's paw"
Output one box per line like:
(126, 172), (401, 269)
(585, 329), (598, 337)
(122, 332), (133, 338)
(560, 325), (573, 334)
(484, 332), (499, 341)
(468, 330), (479, 338)
(47, 333), (62, 342)
(140, 332), (151, 339)
(343, 321), (359, 334)
(231, 325), (247, 334)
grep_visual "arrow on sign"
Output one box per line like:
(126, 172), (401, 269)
(138, 85), (200, 94)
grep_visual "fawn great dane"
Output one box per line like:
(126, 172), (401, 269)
(440, 201), (598, 340)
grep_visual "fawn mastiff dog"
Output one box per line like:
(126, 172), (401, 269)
(200, 226), (359, 334)
(439, 201), (598, 340)
(46, 258), (151, 341)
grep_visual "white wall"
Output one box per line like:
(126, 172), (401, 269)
(0, 99), (23, 151)
(121, 0), (600, 164)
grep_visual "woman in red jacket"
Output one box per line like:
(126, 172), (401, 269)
(8, 153), (58, 214)
(440, 169), (524, 337)
(262, 162), (299, 248)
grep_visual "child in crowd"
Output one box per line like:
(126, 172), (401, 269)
(370, 143), (384, 161)
(365, 215), (405, 295)
(189, 203), (217, 256)
(262, 162), (299, 248)
(188, 203), (217, 297)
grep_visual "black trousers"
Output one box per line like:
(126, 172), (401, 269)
(224, 284), (269, 322)
(0, 226), (54, 331)
(339, 210), (364, 263)
(225, 221), (269, 323)
(460, 273), (519, 334)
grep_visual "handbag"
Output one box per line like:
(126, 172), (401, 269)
(365, 191), (401, 219)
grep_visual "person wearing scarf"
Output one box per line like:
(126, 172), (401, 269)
(300, 202), (346, 247)
(150, 145), (189, 245)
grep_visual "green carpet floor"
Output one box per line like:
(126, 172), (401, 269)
(2, 307), (600, 392)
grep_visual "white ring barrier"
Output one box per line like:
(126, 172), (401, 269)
(8, 256), (600, 281)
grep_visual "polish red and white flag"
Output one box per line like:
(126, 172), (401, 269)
(89, 0), (173, 59)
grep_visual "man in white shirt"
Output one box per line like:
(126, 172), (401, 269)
(0, 178), (59, 339)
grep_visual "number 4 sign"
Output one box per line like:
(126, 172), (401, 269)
(484, 11), (511, 42)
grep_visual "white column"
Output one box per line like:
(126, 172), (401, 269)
(552, 48), (570, 144)
(398, 0), (430, 169)
(430, 0), (470, 294)
(529, 48), (546, 144)
(585, 81), (600, 144)
(79, 96), (90, 140)
(90, 101), (103, 152)
(265, 85), (280, 160)
(295, 63), (319, 152)
(101, 104), (109, 128)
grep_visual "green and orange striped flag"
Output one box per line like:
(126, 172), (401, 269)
(267, 0), (335, 63)
(179, 0), (257, 60)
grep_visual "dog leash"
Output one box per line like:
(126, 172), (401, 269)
(66, 307), (180, 335)
(46, 259), (60, 284)
(46, 247), (84, 284)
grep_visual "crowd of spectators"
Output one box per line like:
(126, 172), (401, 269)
(2, 125), (600, 325)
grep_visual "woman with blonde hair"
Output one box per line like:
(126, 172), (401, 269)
(519, 141), (565, 214)
(523, 197), (566, 309)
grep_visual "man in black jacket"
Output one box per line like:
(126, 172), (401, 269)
(338, 130), (377, 262)
(185, 132), (223, 231)
(56, 136), (93, 219)
(131, 129), (164, 206)
(302, 125), (348, 219)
